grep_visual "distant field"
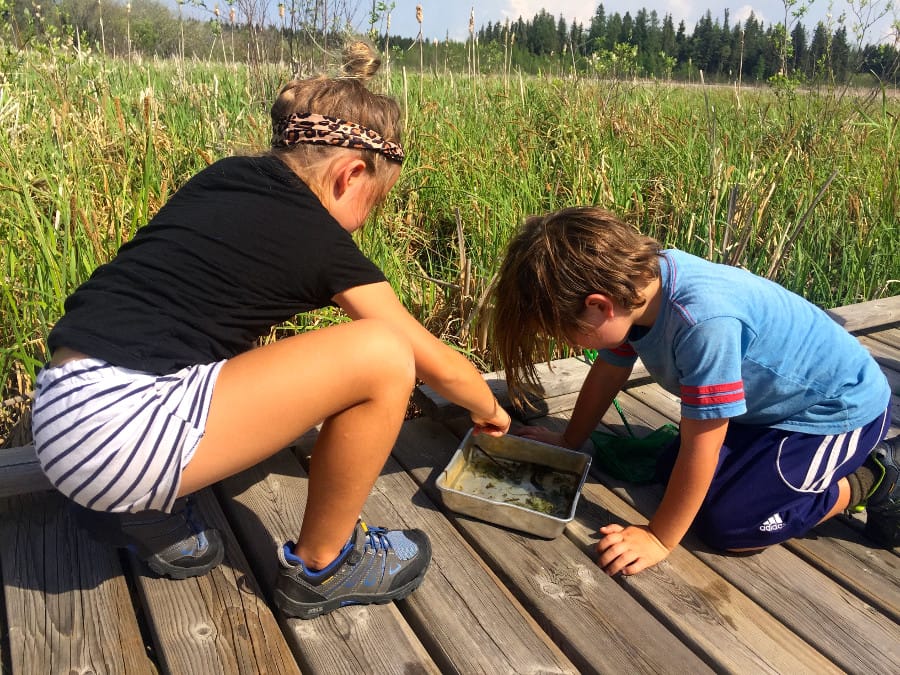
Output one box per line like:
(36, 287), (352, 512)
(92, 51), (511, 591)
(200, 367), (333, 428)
(2, 53), (899, 444)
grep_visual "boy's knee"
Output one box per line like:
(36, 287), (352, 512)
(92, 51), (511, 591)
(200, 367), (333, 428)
(695, 511), (795, 551)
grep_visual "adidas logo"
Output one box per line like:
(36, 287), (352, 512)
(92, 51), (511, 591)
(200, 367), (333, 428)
(759, 513), (785, 532)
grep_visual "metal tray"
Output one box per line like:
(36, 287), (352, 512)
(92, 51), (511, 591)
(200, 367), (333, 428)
(436, 428), (591, 539)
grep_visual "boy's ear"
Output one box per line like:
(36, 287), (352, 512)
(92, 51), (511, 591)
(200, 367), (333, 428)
(584, 293), (616, 317)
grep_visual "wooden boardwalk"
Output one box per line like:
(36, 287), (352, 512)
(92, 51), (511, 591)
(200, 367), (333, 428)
(1, 297), (898, 674)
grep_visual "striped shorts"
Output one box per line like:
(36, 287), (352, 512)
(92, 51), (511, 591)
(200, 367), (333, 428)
(31, 357), (224, 514)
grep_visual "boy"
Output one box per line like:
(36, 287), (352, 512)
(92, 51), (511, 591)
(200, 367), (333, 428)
(491, 206), (896, 576)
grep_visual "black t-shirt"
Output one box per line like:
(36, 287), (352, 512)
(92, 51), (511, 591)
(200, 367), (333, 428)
(48, 154), (386, 374)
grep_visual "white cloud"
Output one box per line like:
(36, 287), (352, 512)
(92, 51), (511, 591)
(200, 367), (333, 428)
(733, 4), (769, 26)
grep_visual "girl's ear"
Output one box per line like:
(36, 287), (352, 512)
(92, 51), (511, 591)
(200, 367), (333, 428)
(331, 157), (369, 201)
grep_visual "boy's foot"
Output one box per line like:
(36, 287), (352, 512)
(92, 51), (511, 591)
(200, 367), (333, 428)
(273, 520), (432, 619)
(864, 436), (899, 548)
(69, 496), (225, 579)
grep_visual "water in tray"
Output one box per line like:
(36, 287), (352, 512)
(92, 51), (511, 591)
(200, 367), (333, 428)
(449, 444), (580, 518)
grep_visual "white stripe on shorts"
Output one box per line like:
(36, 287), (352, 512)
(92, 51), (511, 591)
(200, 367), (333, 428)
(31, 357), (224, 513)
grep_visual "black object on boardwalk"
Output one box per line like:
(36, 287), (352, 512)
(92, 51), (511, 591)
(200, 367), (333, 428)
(0, 297), (898, 674)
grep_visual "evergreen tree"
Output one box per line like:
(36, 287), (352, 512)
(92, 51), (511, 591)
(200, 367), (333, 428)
(557, 16), (568, 54)
(675, 19), (688, 63)
(790, 22), (808, 76)
(528, 9), (557, 55)
(832, 25), (850, 81)
(661, 14), (676, 57)
(570, 21), (585, 56)
(588, 3), (606, 53)
(605, 12), (622, 52)
(620, 12), (634, 45)
(808, 21), (830, 80)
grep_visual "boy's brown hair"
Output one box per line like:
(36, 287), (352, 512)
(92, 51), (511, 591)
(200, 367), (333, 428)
(491, 206), (661, 406)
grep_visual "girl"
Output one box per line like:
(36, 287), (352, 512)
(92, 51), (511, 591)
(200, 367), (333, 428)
(31, 41), (510, 620)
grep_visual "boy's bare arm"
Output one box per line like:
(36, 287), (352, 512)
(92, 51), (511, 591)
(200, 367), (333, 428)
(597, 416), (727, 576)
(562, 359), (633, 449)
(648, 417), (728, 548)
(517, 358), (632, 448)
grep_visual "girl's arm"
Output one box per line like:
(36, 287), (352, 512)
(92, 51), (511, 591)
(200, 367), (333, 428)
(597, 416), (727, 575)
(334, 282), (510, 434)
(518, 358), (632, 449)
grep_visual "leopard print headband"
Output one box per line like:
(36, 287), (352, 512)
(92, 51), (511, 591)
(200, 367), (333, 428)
(272, 112), (404, 164)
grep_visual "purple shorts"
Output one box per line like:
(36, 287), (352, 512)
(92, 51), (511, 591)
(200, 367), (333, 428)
(656, 407), (891, 549)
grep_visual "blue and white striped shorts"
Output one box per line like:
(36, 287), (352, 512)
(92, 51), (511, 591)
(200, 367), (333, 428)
(655, 407), (891, 549)
(31, 358), (224, 514)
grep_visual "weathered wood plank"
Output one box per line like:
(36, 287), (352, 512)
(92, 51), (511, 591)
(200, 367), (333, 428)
(857, 334), (900, 393)
(563, 395), (900, 674)
(216, 447), (440, 675)
(869, 326), (900, 350)
(0, 492), (154, 675)
(571, 483), (840, 673)
(784, 519), (900, 623)
(0, 444), (50, 498)
(290, 431), (580, 674)
(443, 412), (841, 674)
(391, 417), (712, 674)
(825, 296), (900, 332)
(130, 488), (299, 675)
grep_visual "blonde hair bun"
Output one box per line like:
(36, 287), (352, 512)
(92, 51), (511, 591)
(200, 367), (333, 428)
(341, 40), (382, 82)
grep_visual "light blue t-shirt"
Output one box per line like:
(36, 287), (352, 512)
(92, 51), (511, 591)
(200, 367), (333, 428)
(599, 250), (890, 434)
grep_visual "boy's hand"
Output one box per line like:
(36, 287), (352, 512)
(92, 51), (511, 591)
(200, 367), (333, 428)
(513, 425), (567, 447)
(595, 523), (671, 576)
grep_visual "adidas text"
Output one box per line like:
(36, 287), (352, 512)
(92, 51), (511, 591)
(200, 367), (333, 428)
(759, 513), (785, 532)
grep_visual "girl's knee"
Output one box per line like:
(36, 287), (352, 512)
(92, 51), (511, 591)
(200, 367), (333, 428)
(352, 319), (415, 384)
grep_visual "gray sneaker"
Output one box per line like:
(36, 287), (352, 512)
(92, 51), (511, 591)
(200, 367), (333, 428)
(70, 496), (225, 579)
(273, 520), (432, 619)
(864, 436), (900, 548)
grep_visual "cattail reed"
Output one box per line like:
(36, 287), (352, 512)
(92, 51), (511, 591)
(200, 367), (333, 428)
(416, 4), (424, 74)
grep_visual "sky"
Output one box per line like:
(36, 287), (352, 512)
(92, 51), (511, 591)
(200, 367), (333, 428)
(367, 1), (898, 44)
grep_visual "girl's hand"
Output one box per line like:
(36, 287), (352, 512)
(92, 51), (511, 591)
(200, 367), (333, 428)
(513, 425), (567, 447)
(595, 523), (671, 576)
(472, 406), (512, 437)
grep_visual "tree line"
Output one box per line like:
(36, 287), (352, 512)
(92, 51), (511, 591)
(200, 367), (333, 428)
(456, 5), (899, 85)
(2, 0), (897, 87)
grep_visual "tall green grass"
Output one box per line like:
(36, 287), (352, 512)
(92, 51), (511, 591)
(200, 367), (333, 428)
(2, 53), (899, 444)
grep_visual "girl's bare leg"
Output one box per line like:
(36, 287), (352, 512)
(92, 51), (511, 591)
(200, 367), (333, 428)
(178, 319), (415, 569)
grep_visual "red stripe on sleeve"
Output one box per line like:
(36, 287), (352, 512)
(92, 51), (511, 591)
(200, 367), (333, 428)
(681, 381), (743, 395)
(681, 392), (745, 406)
(611, 343), (637, 357)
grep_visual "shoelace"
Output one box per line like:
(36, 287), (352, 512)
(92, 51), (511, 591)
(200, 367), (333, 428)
(362, 524), (392, 554)
(182, 499), (202, 534)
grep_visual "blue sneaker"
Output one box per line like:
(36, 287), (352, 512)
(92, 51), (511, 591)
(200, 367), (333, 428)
(69, 496), (224, 579)
(864, 436), (900, 548)
(273, 520), (432, 619)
